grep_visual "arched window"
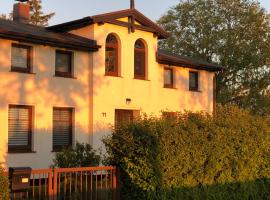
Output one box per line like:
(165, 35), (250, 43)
(105, 34), (119, 76)
(134, 39), (146, 79)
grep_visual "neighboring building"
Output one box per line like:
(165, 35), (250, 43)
(0, 1), (222, 169)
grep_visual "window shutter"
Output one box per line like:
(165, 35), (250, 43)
(8, 106), (32, 150)
(53, 108), (73, 150)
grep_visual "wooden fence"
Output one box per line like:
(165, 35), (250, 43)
(4, 166), (117, 200)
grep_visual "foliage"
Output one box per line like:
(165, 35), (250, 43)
(103, 105), (270, 199)
(52, 142), (101, 168)
(0, 167), (9, 200)
(29, 0), (55, 26)
(157, 0), (270, 115)
(0, 0), (54, 26)
(0, 13), (12, 20)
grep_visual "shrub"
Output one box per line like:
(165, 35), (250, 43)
(103, 105), (270, 200)
(52, 142), (101, 168)
(0, 167), (9, 200)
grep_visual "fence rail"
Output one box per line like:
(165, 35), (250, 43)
(4, 166), (117, 200)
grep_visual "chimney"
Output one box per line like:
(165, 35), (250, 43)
(13, 0), (30, 23)
(130, 0), (135, 9)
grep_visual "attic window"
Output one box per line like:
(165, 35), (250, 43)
(105, 34), (119, 76)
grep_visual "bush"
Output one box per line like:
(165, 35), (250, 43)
(103, 105), (270, 200)
(52, 142), (101, 168)
(0, 167), (9, 200)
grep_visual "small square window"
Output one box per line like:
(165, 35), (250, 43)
(55, 50), (73, 77)
(164, 67), (174, 88)
(11, 44), (31, 73)
(162, 112), (177, 119)
(189, 71), (199, 91)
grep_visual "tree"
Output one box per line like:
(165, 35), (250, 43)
(158, 0), (270, 115)
(29, 0), (55, 26)
(0, 0), (54, 26)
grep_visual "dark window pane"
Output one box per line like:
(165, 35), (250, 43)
(134, 51), (145, 77)
(134, 40), (146, 79)
(12, 46), (28, 69)
(189, 71), (199, 91)
(164, 68), (173, 87)
(105, 47), (117, 73)
(11, 44), (31, 73)
(135, 40), (145, 49)
(55, 51), (72, 76)
(115, 110), (134, 129)
(53, 108), (73, 151)
(106, 34), (117, 44)
(105, 34), (118, 75)
(162, 112), (177, 119)
(8, 105), (32, 152)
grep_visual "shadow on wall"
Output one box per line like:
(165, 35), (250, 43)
(0, 42), (112, 168)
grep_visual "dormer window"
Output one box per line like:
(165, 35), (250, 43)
(134, 39), (146, 80)
(105, 34), (119, 76)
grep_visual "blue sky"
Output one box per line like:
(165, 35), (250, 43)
(0, 0), (270, 25)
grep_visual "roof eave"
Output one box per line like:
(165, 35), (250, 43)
(47, 17), (93, 32)
(0, 32), (100, 52)
(48, 9), (170, 39)
(157, 54), (223, 72)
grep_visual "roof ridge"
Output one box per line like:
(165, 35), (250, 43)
(48, 9), (169, 39)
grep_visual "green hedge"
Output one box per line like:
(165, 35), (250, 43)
(52, 142), (101, 168)
(103, 105), (270, 200)
(0, 167), (9, 200)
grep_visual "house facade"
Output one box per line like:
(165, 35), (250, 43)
(0, 1), (222, 169)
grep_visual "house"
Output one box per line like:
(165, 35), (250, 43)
(0, 1), (222, 169)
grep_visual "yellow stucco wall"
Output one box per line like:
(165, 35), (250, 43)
(0, 39), (91, 169)
(72, 22), (215, 151)
(0, 20), (215, 168)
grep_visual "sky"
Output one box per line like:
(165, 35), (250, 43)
(0, 0), (270, 26)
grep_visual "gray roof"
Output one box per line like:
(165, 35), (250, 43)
(0, 19), (99, 52)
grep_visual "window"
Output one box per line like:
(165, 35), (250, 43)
(189, 71), (199, 91)
(115, 109), (134, 129)
(11, 44), (31, 73)
(105, 34), (119, 76)
(8, 105), (33, 152)
(134, 40), (146, 79)
(164, 67), (174, 88)
(55, 50), (73, 77)
(53, 107), (74, 151)
(162, 112), (177, 119)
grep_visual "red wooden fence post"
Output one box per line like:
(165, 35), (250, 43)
(113, 168), (118, 200)
(48, 169), (53, 200)
(53, 168), (58, 200)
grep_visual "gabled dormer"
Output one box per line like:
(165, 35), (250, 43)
(48, 1), (169, 39)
